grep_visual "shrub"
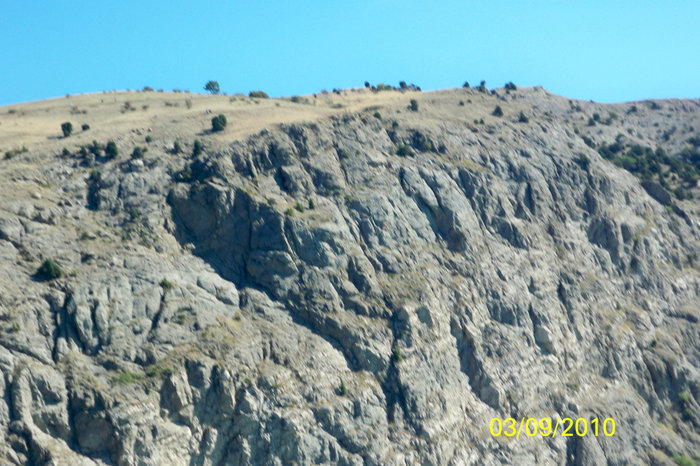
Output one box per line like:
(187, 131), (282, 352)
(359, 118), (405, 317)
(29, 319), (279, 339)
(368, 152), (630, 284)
(396, 145), (413, 157)
(518, 111), (529, 123)
(373, 111), (382, 120)
(131, 147), (147, 159)
(192, 140), (203, 156)
(478, 80), (487, 93)
(145, 135), (152, 143)
(672, 455), (696, 466)
(392, 346), (403, 362)
(204, 80), (220, 94)
(492, 106), (503, 117)
(105, 141), (118, 159)
(160, 279), (174, 291)
(308, 199), (315, 209)
(294, 202), (305, 212)
(211, 114), (227, 132)
(249, 90), (269, 98)
(172, 141), (182, 154)
(505, 82), (517, 91)
(339, 381), (347, 396)
(463, 81), (470, 88)
(364, 81), (370, 88)
(409, 99), (419, 111)
(82, 124), (90, 131)
(61, 122), (73, 137)
(38, 259), (63, 280)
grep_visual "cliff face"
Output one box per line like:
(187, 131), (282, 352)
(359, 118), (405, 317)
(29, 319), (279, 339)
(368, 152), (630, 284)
(0, 87), (699, 465)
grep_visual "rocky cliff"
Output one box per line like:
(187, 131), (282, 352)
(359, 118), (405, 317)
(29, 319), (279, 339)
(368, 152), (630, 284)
(0, 86), (699, 465)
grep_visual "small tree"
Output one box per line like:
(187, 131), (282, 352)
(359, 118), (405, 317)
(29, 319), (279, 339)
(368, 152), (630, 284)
(192, 140), (203, 156)
(211, 114), (227, 132)
(105, 141), (118, 159)
(492, 105), (503, 117)
(409, 99), (419, 111)
(249, 90), (269, 98)
(204, 80), (220, 94)
(518, 111), (529, 123)
(61, 122), (73, 137)
(463, 81), (470, 88)
(505, 82), (517, 91)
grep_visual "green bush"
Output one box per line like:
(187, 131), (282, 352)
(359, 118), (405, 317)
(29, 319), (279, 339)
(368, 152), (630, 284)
(204, 80), (220, 94)
(392, 346), (403, 362)
(518, 111), (529, 123)
(61, 122), (73, 137)
(211, 114), (227, 132)
(131, 147), (147, 159)
(160, 279), (174, 291)
(396, 145), (413, 157)
(82, 124), (90, 131)
(192, 140), (203, 157)
(105, 141), (118, 159)
(409, 99), (419, 112)
(505, 82), (517, 91)
(492, 106), (503, 117)
(673, 454), (696, 466)
(373, 111), (382, 120)
(249, 90), (269, 98)
(463, 81), (470, 88)
(38, 259), (63, 280)
(145, 135), (152, 143)
(172, 141), (182, 154)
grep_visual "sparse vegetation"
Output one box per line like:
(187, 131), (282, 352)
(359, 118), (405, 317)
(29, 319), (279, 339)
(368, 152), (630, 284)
(5, 146), (28, 159)
(204, 80), (220, 94)
(673, 454), (696, 466)
(61, 122), (73, 137)
(111, 371), (144, 385)
(211, 114), (227, 132)
(598, 142), (698, 198)
(37, 259), (63, 280)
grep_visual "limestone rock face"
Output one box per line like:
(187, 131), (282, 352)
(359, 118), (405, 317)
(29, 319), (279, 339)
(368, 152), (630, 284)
(0, 88), (699, 464)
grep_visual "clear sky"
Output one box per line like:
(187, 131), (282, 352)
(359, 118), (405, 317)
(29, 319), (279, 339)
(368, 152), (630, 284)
(1, 1), (698, 106)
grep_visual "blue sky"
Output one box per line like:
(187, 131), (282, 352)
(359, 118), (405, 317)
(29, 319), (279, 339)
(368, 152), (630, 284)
(1, 1), (698, 105)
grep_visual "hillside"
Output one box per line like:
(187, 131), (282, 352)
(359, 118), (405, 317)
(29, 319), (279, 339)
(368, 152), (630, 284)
(0, 85), (699, 465)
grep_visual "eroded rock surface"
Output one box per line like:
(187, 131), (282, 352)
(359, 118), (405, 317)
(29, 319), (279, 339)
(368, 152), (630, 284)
(0, 87), (699, 464)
